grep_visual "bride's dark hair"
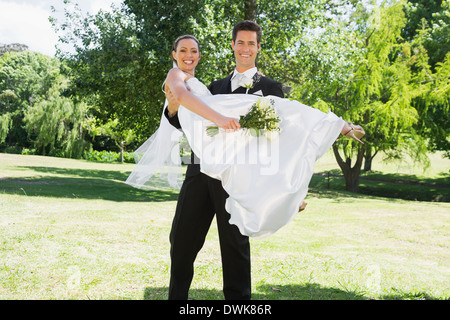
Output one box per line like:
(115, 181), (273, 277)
(171, 35), (200, 65)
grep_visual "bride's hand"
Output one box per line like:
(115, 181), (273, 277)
(215, 115), (241, 131)
(166, 88), (180, 116)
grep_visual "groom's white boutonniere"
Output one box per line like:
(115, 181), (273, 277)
(238, 76), (254, 92)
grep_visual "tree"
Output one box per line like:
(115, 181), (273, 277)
(0, 51), (60, 148)
(402, 0), (450, 67)
(88, 118), (135, 162)
(0, 90), (16, 144)
(51, 2), (151, 144)
(24, 77), (91, 158)
(299, 0), (442, 191)
(402, 0), (450, 158)
(0, 50), (92, 157)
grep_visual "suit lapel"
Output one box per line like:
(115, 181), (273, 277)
(220, 74), (233, 94)
(247, 73), (263, 94)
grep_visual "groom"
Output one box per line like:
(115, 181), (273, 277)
(164, 20), (284, 300)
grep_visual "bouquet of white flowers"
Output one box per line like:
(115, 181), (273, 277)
(206, 97), (280, 137)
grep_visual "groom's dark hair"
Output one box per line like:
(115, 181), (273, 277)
(232, 20), (262, 44)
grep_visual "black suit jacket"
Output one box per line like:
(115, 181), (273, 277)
(165, 73), (284, 177)
(208, 73), (284, 97)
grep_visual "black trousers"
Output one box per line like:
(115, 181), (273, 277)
(168, 172), (251, 300)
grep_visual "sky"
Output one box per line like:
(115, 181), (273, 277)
(0, 0), (123, 57)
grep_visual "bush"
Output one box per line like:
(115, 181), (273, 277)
(2, 146), (22, 154)
(83, 150), (134, 163)
(21, 148), (37, 155)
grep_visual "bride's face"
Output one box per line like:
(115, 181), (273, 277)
(172, 39), (201, 74)
(231, 30), (261, 71)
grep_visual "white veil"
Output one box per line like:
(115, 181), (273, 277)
(125, 99), (184, 190)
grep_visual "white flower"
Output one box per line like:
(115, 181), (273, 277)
(238, 76), (254, 89)
(257, 97), (271, 109)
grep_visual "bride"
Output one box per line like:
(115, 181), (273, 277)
(126, 34), (364, 238)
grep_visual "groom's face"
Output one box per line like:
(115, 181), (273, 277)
(231, 30), (260, 71)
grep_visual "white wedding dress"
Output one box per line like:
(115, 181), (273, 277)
(126, 77), (345, 238)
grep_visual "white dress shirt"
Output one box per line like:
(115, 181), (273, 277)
(230, 67), (257, 92)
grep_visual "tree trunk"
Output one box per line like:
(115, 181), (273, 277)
(120, 141), (124, 163)
(363, 146), (378, 172)
(244, 0), (257, 21)
(332, 144), (365, 192)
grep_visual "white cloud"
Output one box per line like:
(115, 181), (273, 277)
(0, 0), (122, 57)
(0, 1), (58, 56)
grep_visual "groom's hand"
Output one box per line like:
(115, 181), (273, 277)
(166, 88), (181, 117)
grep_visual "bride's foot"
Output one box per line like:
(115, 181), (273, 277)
(342, 122), (365, 144)
(299, 201), (307, 212)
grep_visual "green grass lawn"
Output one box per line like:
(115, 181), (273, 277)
(0, 152), (449, 300)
